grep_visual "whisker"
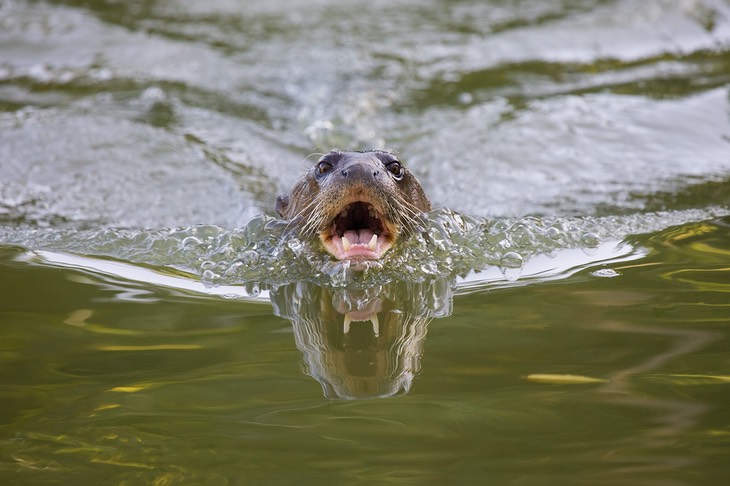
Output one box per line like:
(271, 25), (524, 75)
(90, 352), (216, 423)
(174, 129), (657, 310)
(388, 194), (426, 235)
(297, 195), (330, 239)
(302, 152), (324, 166)
(281, 193), (320, 235)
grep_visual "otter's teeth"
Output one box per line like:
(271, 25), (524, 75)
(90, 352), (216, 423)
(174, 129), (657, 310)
(342, 235), (352, 252)
(367, 233), (377, 251)
(344, 315), (351, 334)
(370, 314), (380, 337)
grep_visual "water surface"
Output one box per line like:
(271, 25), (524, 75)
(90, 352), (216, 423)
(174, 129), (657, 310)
(2, 0), (730, 484)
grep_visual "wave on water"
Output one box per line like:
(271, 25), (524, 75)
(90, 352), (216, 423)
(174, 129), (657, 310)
(2, 206), (728, 291)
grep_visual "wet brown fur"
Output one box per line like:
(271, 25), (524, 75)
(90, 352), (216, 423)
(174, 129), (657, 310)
(276, 150), (431, 251)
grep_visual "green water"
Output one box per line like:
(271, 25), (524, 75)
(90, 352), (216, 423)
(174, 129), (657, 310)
(2, 0), (730, 484)
(2, 219), (730, 484)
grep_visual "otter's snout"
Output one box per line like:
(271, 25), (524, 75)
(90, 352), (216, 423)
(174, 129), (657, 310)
(336, 158), (384, 185)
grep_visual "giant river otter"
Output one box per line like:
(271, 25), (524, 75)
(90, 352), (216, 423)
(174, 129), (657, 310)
(276, 150), (431, 260)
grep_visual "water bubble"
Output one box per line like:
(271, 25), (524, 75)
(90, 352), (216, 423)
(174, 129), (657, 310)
(191, 225), (224, 240)
(224, 261), (244, 278)
(243, 282), (261, 297)
(220, 293), (243, 300)
(91, 68), (113, 82)
(202, 269), (220, 286)
(181, 236), (203, 248)
(264, 219), (290, 233)
(458, 92), (474, 105)
(420, 261), (438, 276)
(500, 266), (523, 282)
(200, 260), (216, 271)
(321, 260), (350, 286)
(240, 250), (260, 267)
(581, 232), (600, 247)
(304, 119), (334, 142)
(501, 251), (523, 269)
(511, 224), (536, 246)
(428, 226), (449, 248)
(546, 226), (562, 240)
(140, 86), (167, 102)
(287, 238), (303, 256)
(242, 215), (271, 242)
(592, 268), (621, 278)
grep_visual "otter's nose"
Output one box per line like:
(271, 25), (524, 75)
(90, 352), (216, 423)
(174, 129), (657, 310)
(339, 160), (381, 182)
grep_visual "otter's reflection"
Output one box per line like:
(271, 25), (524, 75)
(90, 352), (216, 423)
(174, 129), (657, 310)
(270, 278), (453, 399)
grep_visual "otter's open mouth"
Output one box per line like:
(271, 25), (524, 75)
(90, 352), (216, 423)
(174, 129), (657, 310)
(320, 201), (397, 260)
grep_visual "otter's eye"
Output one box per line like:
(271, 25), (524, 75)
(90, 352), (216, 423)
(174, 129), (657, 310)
(317, 161), (333, 174)
(386, 161), (404, 180)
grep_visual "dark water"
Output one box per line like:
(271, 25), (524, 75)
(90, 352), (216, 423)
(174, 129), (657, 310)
(2, 0), (730, 484)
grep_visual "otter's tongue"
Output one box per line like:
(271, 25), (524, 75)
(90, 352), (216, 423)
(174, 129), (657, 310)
(342, 229), (376, 251)
(324, 202), (393, 260)
(334, 229), (381, 259)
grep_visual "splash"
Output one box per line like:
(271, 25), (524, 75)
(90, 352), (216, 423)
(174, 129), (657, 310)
(1, 206), (728, 289)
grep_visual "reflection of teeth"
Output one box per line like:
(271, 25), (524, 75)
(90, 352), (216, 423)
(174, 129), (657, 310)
(343, 314), (379, 336)
(370, 314), (380, 337)
(342, 236), (352, 252)
(367, 234), (377, 251)
(344, 315), (352, 334)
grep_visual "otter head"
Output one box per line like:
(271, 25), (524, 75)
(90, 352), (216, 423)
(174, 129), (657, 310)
(276, 150), (431, 261)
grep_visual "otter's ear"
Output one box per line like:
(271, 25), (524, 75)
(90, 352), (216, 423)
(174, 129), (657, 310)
(276, 194), (290, 218)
